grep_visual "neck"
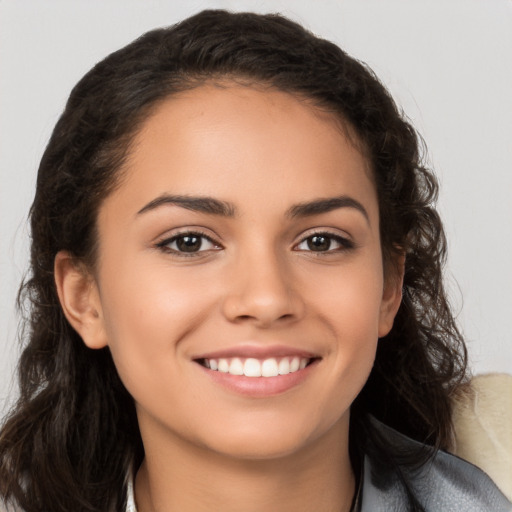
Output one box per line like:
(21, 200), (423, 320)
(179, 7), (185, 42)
(134, 417), (355, 512)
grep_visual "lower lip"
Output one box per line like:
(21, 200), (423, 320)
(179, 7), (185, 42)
(197, 360), (318, 397)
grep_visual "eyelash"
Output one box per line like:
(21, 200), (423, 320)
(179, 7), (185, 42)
(155, 230), (221, 257)
(155, 230), (354, 257)
(295, 231), (355, 254)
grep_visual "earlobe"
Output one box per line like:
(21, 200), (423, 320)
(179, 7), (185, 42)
(54, 251), (108, 349)
(378, 253), (405, 338)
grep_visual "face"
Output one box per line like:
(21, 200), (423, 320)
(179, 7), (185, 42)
(62, 84), (402, 460)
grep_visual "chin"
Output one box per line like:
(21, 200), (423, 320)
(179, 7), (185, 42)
(196, 411), (348, 462)
(210, 434), (312, 461)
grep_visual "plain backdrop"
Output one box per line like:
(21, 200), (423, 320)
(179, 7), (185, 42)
(1, 0), (511, 417)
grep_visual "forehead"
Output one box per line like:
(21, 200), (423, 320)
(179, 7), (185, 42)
(110, 83), (377, 219)
(136, 81), (368, 158)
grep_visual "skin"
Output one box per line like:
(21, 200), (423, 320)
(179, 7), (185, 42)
(55, 84), (403, 512)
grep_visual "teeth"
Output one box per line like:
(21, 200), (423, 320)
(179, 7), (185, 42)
(218, 359), (229, 373)
(261, 358), (279, 377)
(278, 358), (290, 375)
(229, 358), (244, 375)
(203, 356), (310, 377)
(244, 358), (262, 377)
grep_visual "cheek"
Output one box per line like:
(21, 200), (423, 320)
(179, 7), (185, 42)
(307, 255), (385, 333)
(97, 257), (216, 387)
(100, 249), (216, 331)
(305, 254), (383, 389)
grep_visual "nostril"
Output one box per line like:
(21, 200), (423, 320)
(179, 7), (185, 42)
(221, 284), (305, 326)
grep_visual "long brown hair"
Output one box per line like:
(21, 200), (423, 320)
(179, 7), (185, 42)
(0, 10), (467, 511)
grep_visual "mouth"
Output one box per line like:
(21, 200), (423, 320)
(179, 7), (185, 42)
(195, 356), (318, 377)
(193, 345), (321, 396)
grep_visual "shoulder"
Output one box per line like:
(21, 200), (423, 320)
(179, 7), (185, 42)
(359, 418), (512, 512)
(417, 449), (512, 511)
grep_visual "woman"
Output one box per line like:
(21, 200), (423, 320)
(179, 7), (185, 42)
(0, 9), (510, 512)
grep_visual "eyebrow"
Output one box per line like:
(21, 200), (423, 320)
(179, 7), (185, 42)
(137, 193), (369, 223)
(137, 194), (237, 217)
(287, 196), (369, 223)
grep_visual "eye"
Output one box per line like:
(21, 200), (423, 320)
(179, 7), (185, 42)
(156, 231), (220, 255)
(295, 232), (353, 252)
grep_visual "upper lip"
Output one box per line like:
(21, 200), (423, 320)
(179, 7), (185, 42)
(192, 344), (319, 360)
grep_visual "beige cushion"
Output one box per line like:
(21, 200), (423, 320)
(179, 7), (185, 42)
(452, 373), (512, 501)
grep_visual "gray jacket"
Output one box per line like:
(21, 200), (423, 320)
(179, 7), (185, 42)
(356, 419), (512, 511)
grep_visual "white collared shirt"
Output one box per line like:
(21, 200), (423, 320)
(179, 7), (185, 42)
(126, 476), (137, 512)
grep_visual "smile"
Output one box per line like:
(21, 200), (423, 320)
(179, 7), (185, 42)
(193, 346), (320, 396)
(199, 356), (310, 377)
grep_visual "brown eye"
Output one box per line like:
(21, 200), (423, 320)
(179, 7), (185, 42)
(176, 235), (203, 252)
(307, 235), (331, 251)
(295, 232), (354, 253)
(157, 232), (220, 255)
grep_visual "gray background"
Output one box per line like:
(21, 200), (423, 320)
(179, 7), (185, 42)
(1, 0), (511, 417)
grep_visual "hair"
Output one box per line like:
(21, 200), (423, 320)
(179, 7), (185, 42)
(0, 9), (467, 512)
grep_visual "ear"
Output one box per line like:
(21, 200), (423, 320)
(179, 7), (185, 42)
(378, 252), (405, 338)
(54, 251), (108, 349)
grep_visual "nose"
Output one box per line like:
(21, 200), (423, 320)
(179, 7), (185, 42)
(221, 249), (305, 328)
